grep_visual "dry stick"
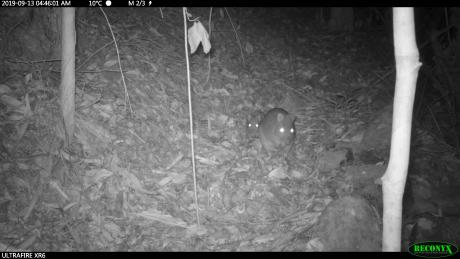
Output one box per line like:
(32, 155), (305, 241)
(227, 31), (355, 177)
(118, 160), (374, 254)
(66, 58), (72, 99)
(224, 8), (245, 66)
(99, 7), (133, 115)
(427, 106), (443, 137)
(205, 7), (213, 85)
(436, 59), (460, 153)
(183, 7), (200, 226)
(6, 41), (114, 74)
(76, 40), (114, 71)
(444, 8), (451, 45)
(5, 58), (61, 64)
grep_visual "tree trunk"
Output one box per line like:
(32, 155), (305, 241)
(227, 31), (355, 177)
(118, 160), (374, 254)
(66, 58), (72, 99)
(382, 7), (421, 251)
(61, 8), (76, 146)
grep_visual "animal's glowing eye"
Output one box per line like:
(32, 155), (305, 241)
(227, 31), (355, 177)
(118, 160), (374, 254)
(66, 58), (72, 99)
(248, 123), (252, 127)
(255, 124), (259, 128)
(280, 127), (285, 133)
(290, 128), (294, 133)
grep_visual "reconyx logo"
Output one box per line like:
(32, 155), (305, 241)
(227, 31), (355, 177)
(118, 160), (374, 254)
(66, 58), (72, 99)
(409, 241), (458, 258)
